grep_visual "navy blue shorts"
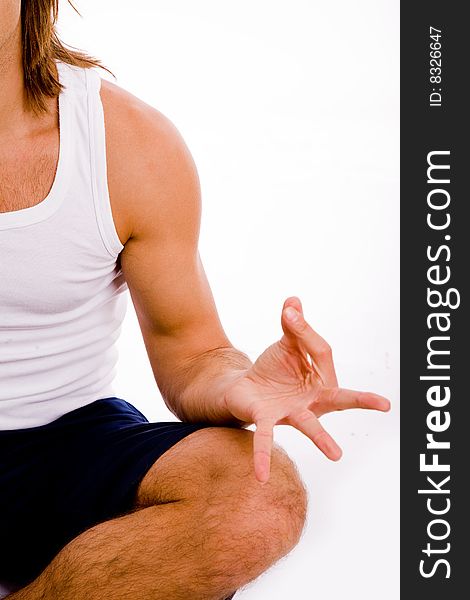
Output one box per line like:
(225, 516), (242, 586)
(0, 397), (212, 588)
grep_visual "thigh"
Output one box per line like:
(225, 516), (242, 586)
(133, 426), (255, 508)
(0, 398), (211, 587)
(132, 425), (300, 510)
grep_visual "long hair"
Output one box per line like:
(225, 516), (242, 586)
(21, 0), (113, 114)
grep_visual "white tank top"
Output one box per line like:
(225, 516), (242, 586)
(0, 61), (128, 430)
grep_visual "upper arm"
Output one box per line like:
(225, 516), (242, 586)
(100, 80), (233, 393)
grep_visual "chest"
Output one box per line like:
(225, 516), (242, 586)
(0, 136), (128, 248)
(0, 79), (133, 248)
(0, 134), (58, 213)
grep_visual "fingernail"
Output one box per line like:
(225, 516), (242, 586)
(284, 306), (298, 322)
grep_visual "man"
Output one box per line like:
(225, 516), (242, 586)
(0, 2), (390, 599)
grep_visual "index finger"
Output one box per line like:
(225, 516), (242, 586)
(282, 305), (338, 387)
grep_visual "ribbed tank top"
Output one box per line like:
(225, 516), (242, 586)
(0, 61), (128, 430)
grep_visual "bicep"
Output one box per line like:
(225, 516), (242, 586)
(118, 112), (232, 388)
(122, 238), (231, 360)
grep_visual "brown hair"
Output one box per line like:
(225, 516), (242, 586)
(22, 0), (113, 114)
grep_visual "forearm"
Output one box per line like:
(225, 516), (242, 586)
(161, 346), (253, 426)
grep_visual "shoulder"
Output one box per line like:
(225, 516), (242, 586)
(99, 77), (201, 244)
(99, 77), (180, 155)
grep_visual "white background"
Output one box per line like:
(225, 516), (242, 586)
(58, 2), (400, 598)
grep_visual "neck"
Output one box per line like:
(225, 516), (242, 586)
(0, 18), (29, 134)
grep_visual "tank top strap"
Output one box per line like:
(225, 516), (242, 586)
(84, 67), (124, 258)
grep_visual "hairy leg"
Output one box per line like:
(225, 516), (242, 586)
(7, 427), (308, 600)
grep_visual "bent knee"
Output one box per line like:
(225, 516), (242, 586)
(267, 443), (309, 545)
(205, 428), (308, 552)
(136, 425), (308, 550)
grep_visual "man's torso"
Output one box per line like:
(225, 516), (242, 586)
(0, 81), (132, 248)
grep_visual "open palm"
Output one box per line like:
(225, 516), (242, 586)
(223, 296), (390, 483)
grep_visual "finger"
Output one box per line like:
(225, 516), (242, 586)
(281, 296), (304, 341)
(283, 296), (304, 314)
(289, 409), (342, 461)
(281, 304), (338, 387)
(253, 418), (276, 484)
(318, 387), (391, 414)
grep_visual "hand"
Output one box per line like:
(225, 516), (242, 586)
(223, 296), (391, 483)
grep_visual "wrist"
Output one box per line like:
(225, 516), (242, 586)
(220, 370), (254, 428)
(175, 368), (251, 427)
(169, 346), (254, 426)
(218, 370), (251, 425)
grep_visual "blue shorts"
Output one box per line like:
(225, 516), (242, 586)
(0, 397), (212, 588)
